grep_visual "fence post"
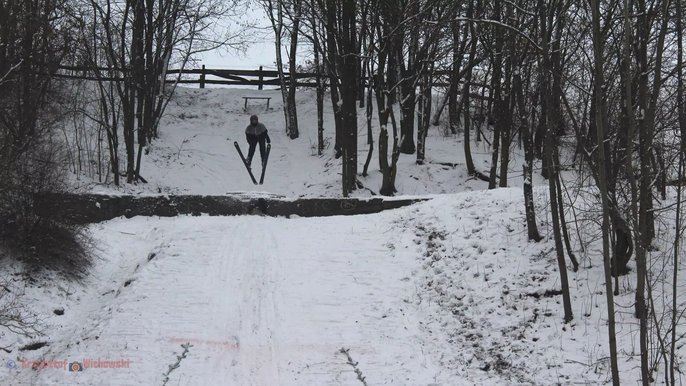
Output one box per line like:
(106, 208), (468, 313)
(200, 65), (206, 89)
(258, 66), (263, 90)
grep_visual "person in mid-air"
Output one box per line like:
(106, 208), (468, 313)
(245, 114), (271, 168)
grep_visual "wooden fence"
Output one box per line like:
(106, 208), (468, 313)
(173, 66), (489, 90)
(51, 65), (490, 96)
(168, 65), (319, 89)
(51, 65), (319, 89)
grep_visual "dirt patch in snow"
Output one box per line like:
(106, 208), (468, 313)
(34, 193), (426, 223)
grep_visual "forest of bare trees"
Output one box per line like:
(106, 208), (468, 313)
(1, 0), (686, 383)
(271, 0), (685, 383)
(0, 0), (247, 269)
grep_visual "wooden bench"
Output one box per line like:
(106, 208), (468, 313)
(243, 96), (271, 111)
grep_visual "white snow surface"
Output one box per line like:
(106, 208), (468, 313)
(72, 87), (543, 197)
(0, 192), (551, 385)
(1, 87), (685, 385)
(4, 189), (684, 385)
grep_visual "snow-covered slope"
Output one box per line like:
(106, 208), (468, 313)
(76, 87), (541, 197)
(3, 86), (684, 385)
(3, 188), (683, 385)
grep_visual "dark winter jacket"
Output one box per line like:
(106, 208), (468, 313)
(245, 122), (267, 136)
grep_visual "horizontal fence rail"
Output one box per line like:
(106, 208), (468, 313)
(167, 66), (319, 89)
(50, 65), (491, 97)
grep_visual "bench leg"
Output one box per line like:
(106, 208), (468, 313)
(244, 99), (248, 111)
(266, 99), (270, 111)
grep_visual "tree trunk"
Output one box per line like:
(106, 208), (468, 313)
(633, 0), (671, 379)
(122, 1), (138, 183)
(379, 111), (394, 195)
(326, 0), (359, 196)
(133, 0), (146, 182)
(343, 0), (358, 194)
(416, 72), (431, 164)
(590, 0), (621, 382)
(324, 0), (343, 160)
(286, 0), (301, 139)
(374, 7), (397, 196)
(498, 89), (513, 187)
(463, 82), (475, 176)
(398, 8), (417, 155)
(498, 6), (515, 188)
(487, 0), (504, 189)
(448, 39), (461, 136)
(522, 164), (541, 242)
(314, 30), (324, 154)
(546, 131), (573, 323)
(308, 0), (324, 155)
(362, 59), (374, 176)
(671, 4), (685, 382)
(399, 75), (416, 154)
(487, 97), (501, 189)
(555, 150), (579, 271)
(514, 74), (541, 242)
(266, 0), (292, 138)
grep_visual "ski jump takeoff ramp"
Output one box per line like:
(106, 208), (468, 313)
(34, 193), (427, 224)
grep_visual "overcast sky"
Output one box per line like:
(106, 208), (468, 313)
(198, 35), (278, 70)
(196, 4), (282, 71)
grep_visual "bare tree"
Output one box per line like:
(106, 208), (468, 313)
(0, 0), (90, 277)
(670, 2), (685, 383)
(319, 0), (358, 195)
(76, 0), (248, 183)
(262, 0), (301, 139)
(514, 73), (542, 242)
(590, 0), (620, 382)
(372, 0), (402, 196)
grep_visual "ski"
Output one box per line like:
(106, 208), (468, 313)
(234, 141), (258, 184)
(259, 143), (271, 185)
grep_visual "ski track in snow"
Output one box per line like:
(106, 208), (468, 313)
(6, 88), (686, 385)
(5, 211), (448, 385)
(3, 190), (685, 385)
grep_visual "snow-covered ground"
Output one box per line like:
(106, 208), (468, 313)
(74, 87), (544, 197)
(2, 87), (685, 385)
(3, 189), (685, 385)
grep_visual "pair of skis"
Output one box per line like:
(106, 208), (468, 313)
(234, 141), (271, 185)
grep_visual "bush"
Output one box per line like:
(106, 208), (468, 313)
(0, 279), (43, 341)
(1, 0), (92, 281)
(0, 101), (92, 281)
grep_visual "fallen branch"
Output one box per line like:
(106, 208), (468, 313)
(162, 343), (193, 386)
(667, 177), (686, 186)
(355, 179), (377, 196)
(471, 170), (491, 182)
(428, 162), (490, 182)
(339, 347), (369, 386)
(0, 283), (44, 338)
